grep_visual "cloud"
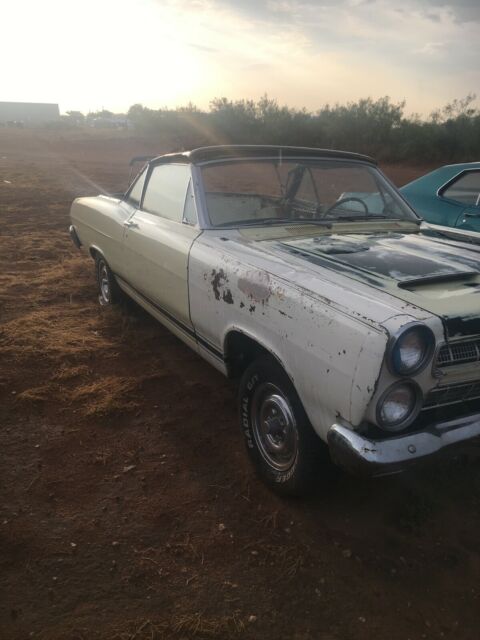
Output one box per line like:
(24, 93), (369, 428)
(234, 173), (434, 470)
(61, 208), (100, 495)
(2, 0), (478, 115)
(414, 42), (446, 55)
(154, 0), (479, 112)
(424, 0), (480, 23)
(189, 43), (219, 53)
(189, 0), (480, 25)
(242, 62), (275, 70)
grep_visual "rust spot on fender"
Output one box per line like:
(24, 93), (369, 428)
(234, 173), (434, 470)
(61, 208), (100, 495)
(238, 270), (271, 303)
(211, 269), (227, 301)
(223, 289), (234, 304)
(211, 269), (234, 304)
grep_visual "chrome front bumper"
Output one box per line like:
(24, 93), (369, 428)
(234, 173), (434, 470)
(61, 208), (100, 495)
(328, 412), (480, 477)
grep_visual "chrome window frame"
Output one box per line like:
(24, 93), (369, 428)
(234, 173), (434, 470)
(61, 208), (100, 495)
(124, 165), (148, 207)
(137, 161), (201, 229)
(193, 156), (420, 230)
(436, 167), (480, 207)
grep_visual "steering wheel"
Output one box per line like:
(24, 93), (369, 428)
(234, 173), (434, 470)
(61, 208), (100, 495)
(323, 197), (369, 217)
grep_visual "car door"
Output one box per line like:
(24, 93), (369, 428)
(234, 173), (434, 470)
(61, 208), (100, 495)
(458, 202), (480, 232)
(107, 166), (148, 279)
(441, 170), (480, 232)
(121, 162), (201, 331)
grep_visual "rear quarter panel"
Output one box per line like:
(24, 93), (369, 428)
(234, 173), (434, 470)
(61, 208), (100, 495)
(70, 196), (132, 275)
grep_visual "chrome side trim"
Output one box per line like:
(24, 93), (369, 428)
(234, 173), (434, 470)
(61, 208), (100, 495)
(327, 414), (480, 477)
(421, 222), (480, 246)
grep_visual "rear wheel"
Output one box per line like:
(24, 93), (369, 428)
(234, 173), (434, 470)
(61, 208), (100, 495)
(95, 255), (122, 306)
(239, 355), (329, 496)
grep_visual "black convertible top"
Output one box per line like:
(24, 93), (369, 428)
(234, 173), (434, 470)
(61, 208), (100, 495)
(147, 145), (376, 166)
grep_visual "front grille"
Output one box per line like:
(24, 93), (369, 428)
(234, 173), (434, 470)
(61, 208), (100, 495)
(424, 381), (480, 409)
(436, 339), (480, 368)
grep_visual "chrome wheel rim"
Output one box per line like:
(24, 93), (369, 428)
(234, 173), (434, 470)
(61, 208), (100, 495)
(99, 262), (110, 303)
(251, 383), (298, 472)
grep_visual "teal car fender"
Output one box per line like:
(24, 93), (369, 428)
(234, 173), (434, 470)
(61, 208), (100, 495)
(400, 162), (480, 231)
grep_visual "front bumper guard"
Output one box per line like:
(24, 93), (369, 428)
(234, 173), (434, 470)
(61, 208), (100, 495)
(328, 412), (480, 477)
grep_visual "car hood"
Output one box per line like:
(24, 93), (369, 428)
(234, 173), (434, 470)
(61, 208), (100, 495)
(267, 231), (480, 338)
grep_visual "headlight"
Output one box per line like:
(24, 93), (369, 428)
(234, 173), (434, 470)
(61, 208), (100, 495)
(377, 381), (421, 432)
(389, 324), (435, 375)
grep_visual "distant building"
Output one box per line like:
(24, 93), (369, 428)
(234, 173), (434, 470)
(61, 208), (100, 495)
(0, 101), (60, 126)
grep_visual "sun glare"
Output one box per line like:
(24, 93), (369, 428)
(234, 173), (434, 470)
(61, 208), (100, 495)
(1, 0), (478, 114)
(2, 0), (208, 112)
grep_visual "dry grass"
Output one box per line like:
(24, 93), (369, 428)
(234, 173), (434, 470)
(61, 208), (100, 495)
(15, 371), (142, 418)
(51, 363), (91, 381)
(0, 305), (116, 358)
(30, 254), (89, 291)
(171, 612), (245, 636)
(0, 229), (67, 251)
(1, 253), (91, 304)
(1, 237), (155, 417)
(45, 613), (246, 640)
(16, 384), (54, 403)
(69, 375), (140, 416)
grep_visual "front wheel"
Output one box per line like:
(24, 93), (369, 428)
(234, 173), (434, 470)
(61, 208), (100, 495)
(239, 355), (329, 496)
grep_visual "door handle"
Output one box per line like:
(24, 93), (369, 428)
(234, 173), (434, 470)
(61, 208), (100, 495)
(464, 212), (480, 218)
(124, 220), (139, 229)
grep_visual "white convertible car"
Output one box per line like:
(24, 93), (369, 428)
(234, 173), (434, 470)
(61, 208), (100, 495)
(70, 145), (480, 495)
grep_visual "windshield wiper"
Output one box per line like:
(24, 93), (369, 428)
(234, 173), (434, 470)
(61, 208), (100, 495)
(330, 215), (396, 221)
(218, 217), (332, 228)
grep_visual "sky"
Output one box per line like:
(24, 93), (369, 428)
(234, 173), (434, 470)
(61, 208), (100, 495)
(2, 0), (479, 116)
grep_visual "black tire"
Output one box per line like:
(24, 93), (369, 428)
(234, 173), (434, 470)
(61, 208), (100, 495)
(239, 355), (329, 496)
(95, 254), (123, 306)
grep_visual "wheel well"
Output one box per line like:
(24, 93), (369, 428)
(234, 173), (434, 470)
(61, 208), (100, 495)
(224, 331), (273, 379)
(89, 247), (108, 263)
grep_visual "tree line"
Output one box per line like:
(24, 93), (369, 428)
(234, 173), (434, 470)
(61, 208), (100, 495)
(64, 94), (480, 164)
(125, 94), (479, 164)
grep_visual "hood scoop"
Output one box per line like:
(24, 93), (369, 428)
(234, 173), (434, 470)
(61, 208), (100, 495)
(396, 270), (480, 300)
(311, 238), (370, 255)
(398, 271), (479, 290)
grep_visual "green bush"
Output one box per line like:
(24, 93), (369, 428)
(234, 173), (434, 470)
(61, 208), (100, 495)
(125, 94), (480, 164)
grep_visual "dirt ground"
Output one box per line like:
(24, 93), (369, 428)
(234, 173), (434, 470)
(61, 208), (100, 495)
(1, 128), (479, 640)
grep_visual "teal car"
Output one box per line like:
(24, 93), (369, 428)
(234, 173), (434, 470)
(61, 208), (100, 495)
(400, 162), (480, 232)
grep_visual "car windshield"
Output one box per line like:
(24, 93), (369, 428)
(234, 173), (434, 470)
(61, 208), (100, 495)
(200, 158), (418, 227)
